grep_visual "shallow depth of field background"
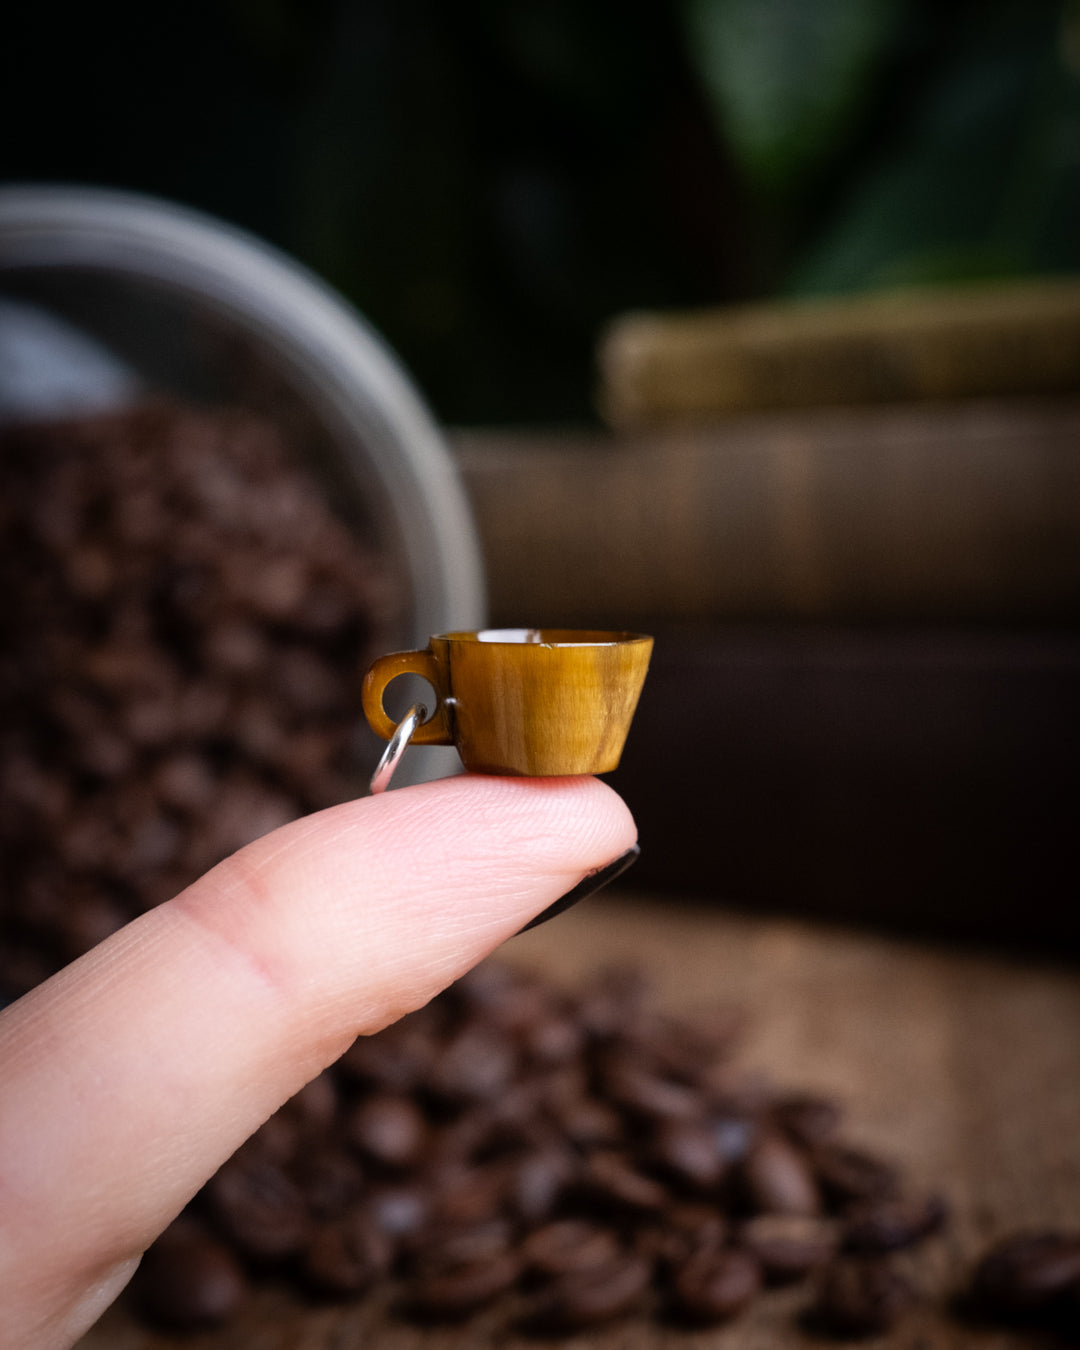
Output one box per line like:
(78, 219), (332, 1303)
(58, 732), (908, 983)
(4, 0), (1079, 952)
(4, 0), (1078, 424)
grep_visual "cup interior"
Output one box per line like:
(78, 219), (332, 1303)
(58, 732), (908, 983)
(437, 628), (648, 646)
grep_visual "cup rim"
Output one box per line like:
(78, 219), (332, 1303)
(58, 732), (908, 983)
(432, 628), (652, 647)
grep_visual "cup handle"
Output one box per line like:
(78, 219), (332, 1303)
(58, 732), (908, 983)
(361, 648), (454, 746)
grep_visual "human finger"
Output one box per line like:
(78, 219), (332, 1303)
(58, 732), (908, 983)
(0, 772), (636, 1348)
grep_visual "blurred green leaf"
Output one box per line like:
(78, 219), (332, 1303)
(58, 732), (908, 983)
(682, 0), (900, 197)
(788, 10), (1080, 294)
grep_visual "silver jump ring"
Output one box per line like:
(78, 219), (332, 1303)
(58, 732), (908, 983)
(369, 703), (428, 795)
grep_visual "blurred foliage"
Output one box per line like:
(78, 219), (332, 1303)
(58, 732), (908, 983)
(683, 0), (904, 199)
(3, 0), (1079, 422)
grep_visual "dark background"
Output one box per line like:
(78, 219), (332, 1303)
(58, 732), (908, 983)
(4, 0), (1079, 954)
(4, 0), (1079, 424)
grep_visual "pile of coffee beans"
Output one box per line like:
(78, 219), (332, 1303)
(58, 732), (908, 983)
(0, 400), (398, 998)
(966, 1230), (1080, 1335)
(127, 962), (948, 1335)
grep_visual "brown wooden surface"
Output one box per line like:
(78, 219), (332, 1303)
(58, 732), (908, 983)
(81, 894), (1080, 1349)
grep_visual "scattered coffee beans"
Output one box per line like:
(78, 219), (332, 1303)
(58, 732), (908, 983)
(128, 1219), (249, 1331)
(301, 1213), (394, 1297)
(807, 1256), (917, 1337)
(669, 1246), (762, 1324)
(842, 1193), (948, 1254)
(119, 962), (948, 1335)
(522, 1249), (654, 1333)
(739, 1213), (837, 1284)
(968, 1230), (1080, 1325)
(739, 1131), (823, 1217)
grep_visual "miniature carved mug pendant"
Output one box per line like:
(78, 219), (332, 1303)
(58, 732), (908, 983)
(362, 628), (653, 792)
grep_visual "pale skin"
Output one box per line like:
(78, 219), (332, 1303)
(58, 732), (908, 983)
(0, 774), (637, 1349)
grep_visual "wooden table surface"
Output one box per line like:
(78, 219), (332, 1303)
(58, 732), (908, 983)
(82, 893), (1080, 1349)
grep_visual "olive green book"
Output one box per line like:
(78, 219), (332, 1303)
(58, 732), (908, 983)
(598, 279), (1080, 427)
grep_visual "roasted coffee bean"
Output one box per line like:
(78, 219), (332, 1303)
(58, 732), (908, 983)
(707, 1114), (757, 1165)
(739, 1213), (837, 1283)
(291, 1147), (365, 1221)
(130, 1220), (249, 1330)
(57, 891), (127, 961)
(347, 1093), (428, 1169)
(600, 1053), (703, 1123)
(240, 1110), (302, 1166)
(551, 1094), (624, 1149)
(280, 1071), (340, 1136)
(520, 1010), (585, 1064)
(969, 1231), (1080, 1318)
(843, 1193), (948, 1253)
(244, 554), (311, 621)
(408, 1251), (522, 1319)
(423, 1110), (497, 1170)
(647, 1119), (727, 1191)
(204, 1154), (312, 1262)
(773, 1094), (844, 1148)
(669, 1246), (762, 1324)
(365, 1183), (433, 1243)
(704, 1068), (777, 1118)
(452, 963), (556, 1035)
(637, 1011), (741, 1083)
(427, 1164), (509, 1229)
(201, 621), (268, 676)
(0, 943), (54, 1000)
(812, 1143), (902, 1208)
(665, 1201), (728, 1243)
(302, 1213), (394, 1296)
(522, 1220), (625, 1278)
(151, 751), (218, 813)
(640, 1203), (727, 1269)
(575, 968), (650, 1041)
(740, 1132), (822, 1216)
(809, 1257), (916, 1337)
(272, 647), (343, 716)
(415, 1216), (515, 1270)
(506, 1145), (576, 1222)
(578, 1151), (670, 1214)
(467, 1082), (551, 1158)
(428, 1024), (518, 1104)
(1061, 1273), (1080, 1326)
(523, 1252), (653, 1332)
(337, 1031), (432, 1093)
(76, 729), (137, 780)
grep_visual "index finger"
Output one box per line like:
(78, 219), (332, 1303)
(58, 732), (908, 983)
(0, 773), (636, 1348)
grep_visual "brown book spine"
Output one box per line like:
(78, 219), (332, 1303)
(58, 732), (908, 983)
(453, 400), (1080, 625)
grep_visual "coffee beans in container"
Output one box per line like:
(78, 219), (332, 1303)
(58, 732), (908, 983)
(0, 399), (399, 999)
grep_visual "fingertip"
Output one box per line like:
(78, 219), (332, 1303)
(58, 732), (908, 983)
(169, 770), (638, 1035)
(374, 771), (638, 869)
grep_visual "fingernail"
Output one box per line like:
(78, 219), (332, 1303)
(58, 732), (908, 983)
(517, 844), (641, 934)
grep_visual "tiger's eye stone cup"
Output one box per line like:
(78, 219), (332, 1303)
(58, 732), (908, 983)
(362, 629), (653, 776)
